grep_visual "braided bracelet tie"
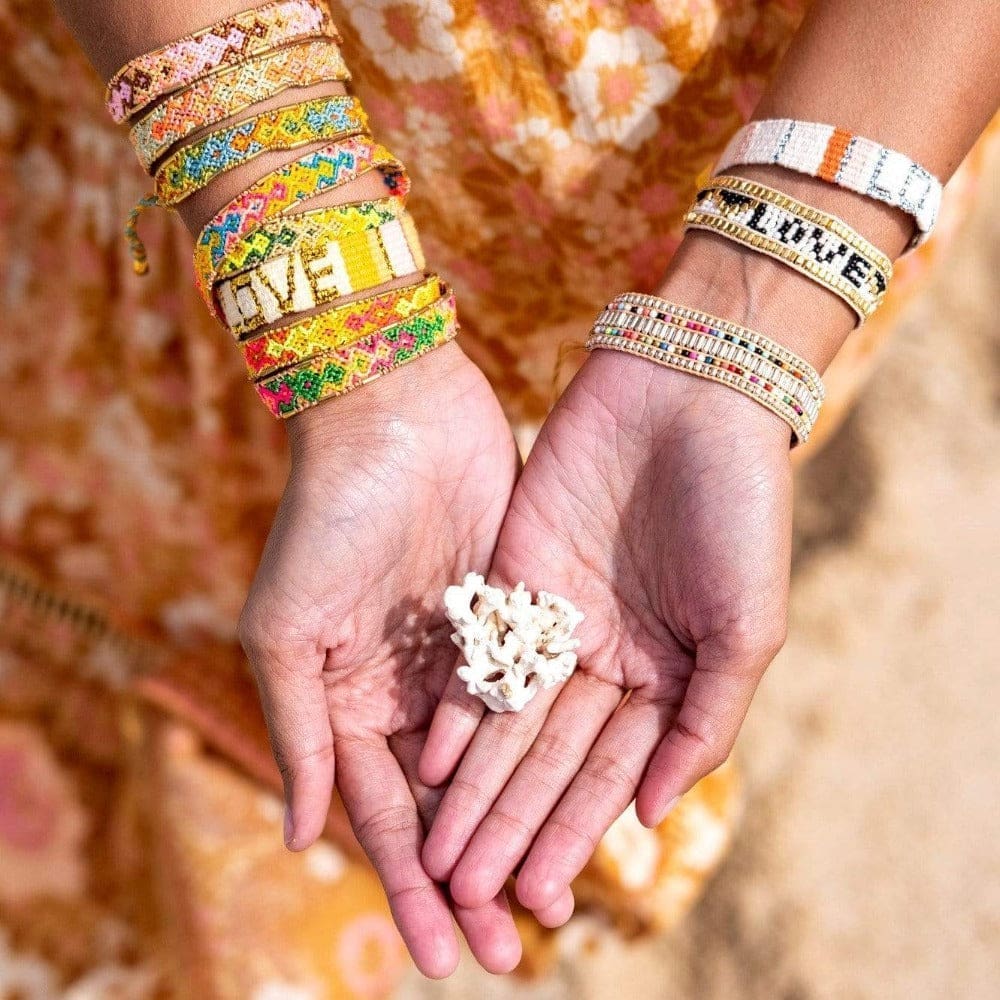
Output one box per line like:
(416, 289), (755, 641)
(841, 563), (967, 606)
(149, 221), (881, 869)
(215, 212), (425, 334)
(154, 96), (369, 206)
(242, 274), (446, 378)
(193, 137), (406, 293)
(106, 0), (336, 123)
(684, 175), (893, 323)
(716, 119), (942, 247)
(255, 289), (459, 417)
(587, 294), (824, 444)
(130, 40), (351, 172)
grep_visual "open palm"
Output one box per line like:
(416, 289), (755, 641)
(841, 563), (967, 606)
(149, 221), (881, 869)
(421, 348), (794, 914)
(238, 343), (550, 976)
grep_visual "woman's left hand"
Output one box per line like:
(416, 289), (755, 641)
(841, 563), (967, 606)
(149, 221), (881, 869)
(418, 345), (794, 913)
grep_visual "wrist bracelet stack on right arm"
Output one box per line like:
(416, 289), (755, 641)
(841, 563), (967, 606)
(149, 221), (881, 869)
(104, 0), (458, 419)
(590, 119), (942, 444)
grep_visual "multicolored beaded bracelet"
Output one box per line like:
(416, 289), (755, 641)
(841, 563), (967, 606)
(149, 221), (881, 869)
(716, 119), (942, 247)
(105, 0), (336, 123)
(597, 304), (823, 425)
(130, 39), (351, 172)
(215, 212), (425, 334)
(684, 175), (893, 323)
(193, 137), (406, 293)
(588, 294), (824, 443)
(212, 197), (405, 289)
(601, 294), (825, 401)
(241, 274), (446, 377)
(154, 96), (369, 207)
(255, 288), (459, 418)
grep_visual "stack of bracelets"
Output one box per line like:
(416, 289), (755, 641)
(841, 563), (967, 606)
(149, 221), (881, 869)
(587, 118), (943, 444)
(106, 0), (458, 419)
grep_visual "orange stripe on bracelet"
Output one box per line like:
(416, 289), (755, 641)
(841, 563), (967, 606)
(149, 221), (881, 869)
(818, 127), (852, 182)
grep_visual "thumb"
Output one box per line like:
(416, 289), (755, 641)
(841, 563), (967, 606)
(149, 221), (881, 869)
(238, 609), (335, 851)
(635, 621), (784, 826)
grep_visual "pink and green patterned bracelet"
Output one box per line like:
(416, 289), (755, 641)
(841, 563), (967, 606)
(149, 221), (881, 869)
(255, 289), (458, 417)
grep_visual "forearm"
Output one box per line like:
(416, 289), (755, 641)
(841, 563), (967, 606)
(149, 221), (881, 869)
(659, 0), (1000, 371)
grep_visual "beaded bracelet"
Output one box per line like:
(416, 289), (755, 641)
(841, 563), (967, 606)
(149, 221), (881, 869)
(212, 197), (405, 288)
(154, 96), (369, 206)
(587, 294), (824, 443)
(242, 274), (446, 377)
(255, 289), (459, 417)
(216, 213), (425, 334)
(684, 175), (892, 323)
(215, 199), (423, 337)
(106, 0), (336, 123)
(130, 40), (351, 171)
(716, 119), (942, 247)
(193, 137), (406, 292)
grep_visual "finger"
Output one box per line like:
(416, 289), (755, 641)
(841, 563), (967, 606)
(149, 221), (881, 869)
(635, 629), (778, 826)
(533, 886), (575, 929)
(393, 732), (523, 975)
(418, 665), (485, 787)
(239, 625), (335, 852)
(421, 683), (565, 883)
(452, 889), (523, 974)
(515, 694), (676, 911)
(448, 674), (622, 909)
(336, 735), (460, 979)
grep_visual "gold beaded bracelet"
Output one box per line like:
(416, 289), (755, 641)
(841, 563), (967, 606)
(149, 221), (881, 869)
(587, 294), (824, 444)
(684, 175), (893, 323)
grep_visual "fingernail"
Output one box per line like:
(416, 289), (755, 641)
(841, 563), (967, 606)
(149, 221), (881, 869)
(283, 805), (295, 849)
(656, 796), (680, 825)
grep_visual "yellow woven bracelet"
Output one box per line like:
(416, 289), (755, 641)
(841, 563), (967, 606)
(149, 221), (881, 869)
(241, 274), (446, 377)
(215, 212), (425, 335)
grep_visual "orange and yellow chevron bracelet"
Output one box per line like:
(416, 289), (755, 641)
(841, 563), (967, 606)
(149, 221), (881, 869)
(130, 40), (351, 172)
(106, 0), (336, 123)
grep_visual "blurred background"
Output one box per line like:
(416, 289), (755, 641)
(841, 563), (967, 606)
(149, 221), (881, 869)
(1, 0), (997, 995)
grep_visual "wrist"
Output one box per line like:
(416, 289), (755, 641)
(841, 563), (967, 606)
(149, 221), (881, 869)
(580, 342), (795, 452)
(655, 228), (855, 373)
(285, 339), (472, 460)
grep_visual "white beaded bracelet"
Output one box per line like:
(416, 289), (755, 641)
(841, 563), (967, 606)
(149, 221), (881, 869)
(716, 118), (942, 248)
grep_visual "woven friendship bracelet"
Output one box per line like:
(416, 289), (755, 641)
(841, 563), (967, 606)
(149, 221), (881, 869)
(216, 213), (425, 334)
(130, 40), (351, 171)
(685, 175), (893, 322)
(193, 137), (406, 291)
(587, 294), (824, 443)
(106, 0), (336, 123)
(242, 275), (446, 377)
(216, 202), (415, 335)
(717, 119), (942, 246)
(154, 96), (368, 206)
(212, 198), (405, 289)
(256, 290), (458, 417)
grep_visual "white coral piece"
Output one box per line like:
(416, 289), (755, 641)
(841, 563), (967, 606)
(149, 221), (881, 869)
(443, 572), (585, 713)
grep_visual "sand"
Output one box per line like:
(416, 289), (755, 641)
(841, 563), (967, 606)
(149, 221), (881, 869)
(396, 154), (1000, 1000)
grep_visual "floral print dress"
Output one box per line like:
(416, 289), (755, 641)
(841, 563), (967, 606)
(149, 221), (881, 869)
(0, 1), (994, 996)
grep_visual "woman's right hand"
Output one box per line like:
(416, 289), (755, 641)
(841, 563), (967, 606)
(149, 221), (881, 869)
(237, 342), (557, 977)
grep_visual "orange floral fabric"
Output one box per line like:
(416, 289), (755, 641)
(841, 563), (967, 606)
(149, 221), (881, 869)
(0, 0), (994, 996)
